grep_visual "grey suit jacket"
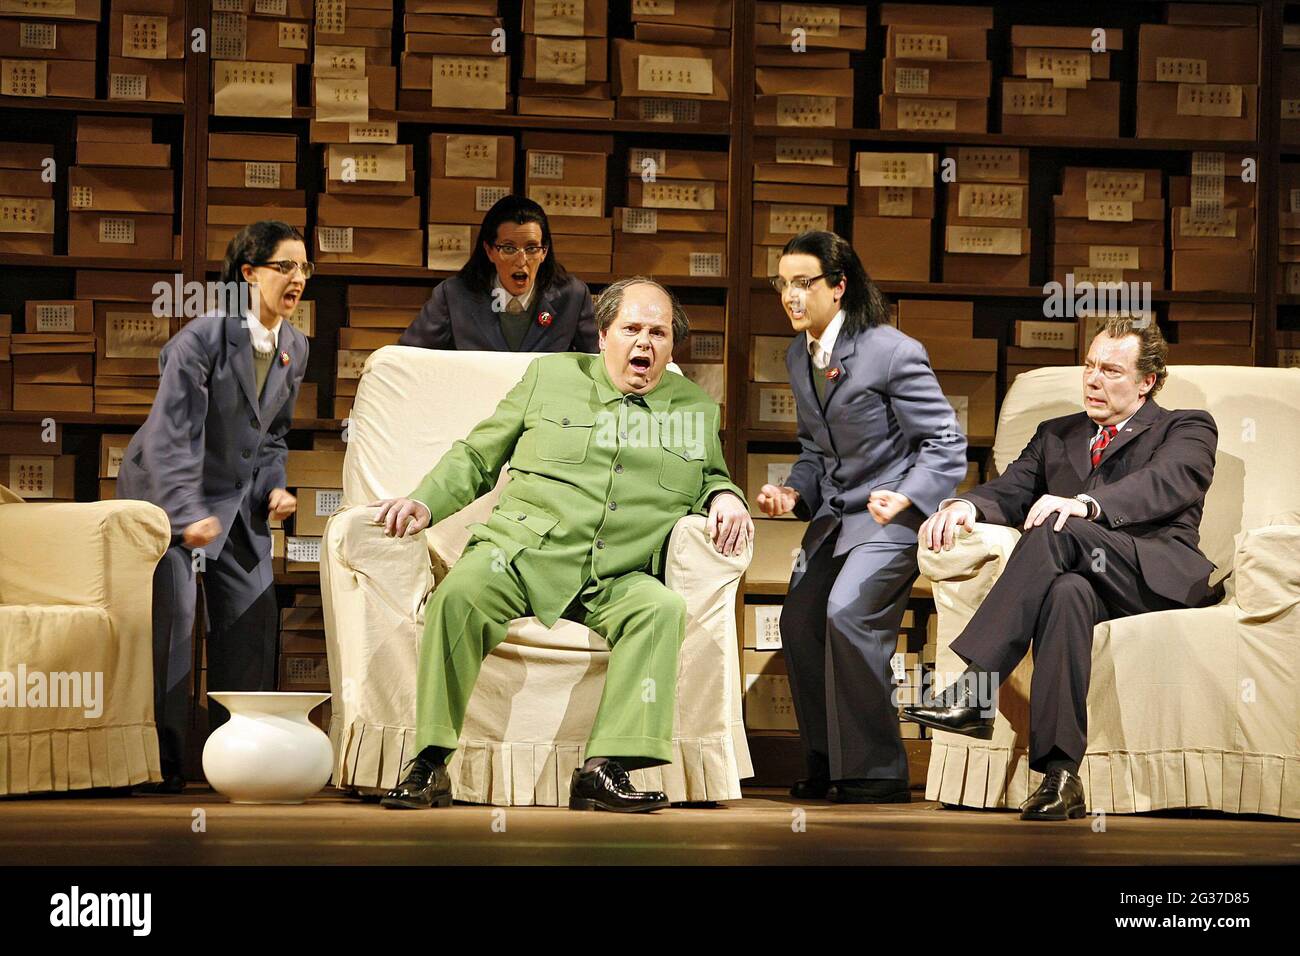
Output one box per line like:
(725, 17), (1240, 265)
(117, 313), (310, 561)
(784, 322), (968, 559)
(399, 272), (597, 352)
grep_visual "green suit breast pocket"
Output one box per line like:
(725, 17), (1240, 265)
(536, 403), (596, 464)
(659, 443), (705, 497)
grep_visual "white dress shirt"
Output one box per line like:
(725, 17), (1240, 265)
(493, 275), (537, 314)
(806, 309), (845, 369)
(246, 313), (283, 355)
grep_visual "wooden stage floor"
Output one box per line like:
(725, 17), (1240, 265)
(2, 787), (1296, 866)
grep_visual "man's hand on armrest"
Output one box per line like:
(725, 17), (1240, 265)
(371, 497), (432, 537)
(707, 492), (753, 557)
(920, 498), (979, 552)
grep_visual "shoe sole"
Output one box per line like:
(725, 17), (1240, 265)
(569, 797), (669, 813)
(901, 713), (994, 740)
(380, 793), (453, 810)
(1020, 805), (1087, 821)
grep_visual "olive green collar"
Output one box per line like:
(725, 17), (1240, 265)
(590, 353), (676, 414)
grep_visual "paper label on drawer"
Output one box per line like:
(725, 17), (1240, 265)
(255, 0), (288, 14)
(894, 66), (929, 95)
(528, 185), (602, 217)
(335, 349), (368, 378)
(1290, 189), (1300, 214)
(349, 121), (397, 144)
(765, 462), (793, 490)
(426, 224), (472, 270)
(775, 138), (833, 165)
(780, 4), (840, 36)
(106, 313), (169, 358)
(212, 0), (243, 10)
(536, 0), (584, 35)
(1189, 174), (1225, 222)
(1085, 170), (1146, 202)
(0, 0), (74, 13)
(632, 0), (673, 14)
(9, 457), (52, 499)
(286, 536), (320, 563)
(1191, 151), (1225, 177)
(315, 489), (343, 516)
(288, 300), (313, 335)
(1284, 99), (1300, 120)
(528, 151), (564, 181)
(690, 332), (723, 361)
(536, 36), (586, 86)
(244, 161), (281, 188)
(1073, 268), (1125, 285)
(945, 226), (1023, 255)
(638, 98), (699, 123)
(1026, 49), (1090, 89)
(769, 204), (828, 234)
(629, 147), (666, 176)
(445, 135), (499, 178)
(1, 59), (46, 97)
(106, 445), (124, 477)
(1178, 207), (1237, 238)
(752, 605), (783, 650)
(316, 77), (369, 123)
(642, 181), (715, 210)
(638, 55), (712, 95)
(1156, 57), (1206, 84)
(689, 252), (722, 277)
(211, 12), (247, 61)
(69, 185), (93, 210)
(765, 246), (783, 275)
(958, 183), (1024, 220)
(314, 46), (365, 77)
(214, 62), (292, 117)
(956, 148), (1021, 181)
(894, 32), (946, 60)
(99, 217), (136, 244)
(1177, 84), (1242, 117)
(895, 97), (956, 130)
(621, 208), (657, 233)
(877, 186), (913, 216)
(431, 56), (508, 111)
(122, 14), (167, 59)
(1087, 200), (1132, 222)
(1003, 80), (1067, 115)
(475, 185), (508, 211)
(759, 387), (798, 423)
(316, 225), (353, 253)
(777, 94), (836, 127)
(0, 196), (53, 234)
(1088, 246), (1139, 270)
(279, 22), (309, 50)
(890, 652), (908, 682)
(857, 152), (933, 187)
(19, 22), (56, 50)
(108, 72), (147, 100)
(32, 303), (75, 333)
(316, 0), (345, 34)
(328, 145), (405, 182)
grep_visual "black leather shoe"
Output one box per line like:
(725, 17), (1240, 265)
(380, 755), (452, 810)
(790, 778), (831, 799)
(136, 773), (186, 795)
(827, 778), (911, 804)
(1020, 768), (1086, 821)
(901, 680), (995, 739)
(569, 761), (669, 813)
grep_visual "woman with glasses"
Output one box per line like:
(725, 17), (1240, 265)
(400, 194), (597, 352)
(755, 230), (967, 805)
(117, 220), (311, 792)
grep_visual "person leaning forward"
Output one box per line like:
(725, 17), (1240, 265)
(372, 276), (752, 813)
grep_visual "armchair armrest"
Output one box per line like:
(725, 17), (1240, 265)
(663, 513), (751, 601)
(917, 521), (1022, 584)
(322, 505), (436, 624)
(1233, 524), (1300, 621)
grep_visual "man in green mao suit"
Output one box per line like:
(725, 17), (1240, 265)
(374, 277), (753, 813)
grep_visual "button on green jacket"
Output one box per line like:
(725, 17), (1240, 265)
(408, 352), (745, 628)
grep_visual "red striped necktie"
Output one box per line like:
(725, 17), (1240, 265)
(1090, 424), (1119, 469)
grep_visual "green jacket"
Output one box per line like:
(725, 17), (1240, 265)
(409, 352), (744, 627)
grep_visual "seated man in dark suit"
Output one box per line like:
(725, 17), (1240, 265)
(905, 316), (1220, 821)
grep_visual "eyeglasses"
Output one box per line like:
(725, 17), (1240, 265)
(770, 272), (838, 294)
(493, 243), (547, 259)
(256, 260), (315, 278)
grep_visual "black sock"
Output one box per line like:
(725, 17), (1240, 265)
(416, 745), (451, 768)
(1043, 749), (1079, 776)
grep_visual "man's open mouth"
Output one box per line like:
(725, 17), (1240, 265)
(630, 356), (652, 372)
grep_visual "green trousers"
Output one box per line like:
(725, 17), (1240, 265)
(415, 543), (687, 769)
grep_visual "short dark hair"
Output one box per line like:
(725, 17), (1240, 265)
(220, 220), (304, 287)
(594, 277), (689, 344)
(458, 194), (567, 297)
(1098, 316), (1169, 398)
(779, 230), (890, 335)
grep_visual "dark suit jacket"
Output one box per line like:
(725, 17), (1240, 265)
(784, 323), (968, 559)
(117, 313), (309, 562)
(962, 398), (1219, 606)
(399, 272), (597, 352)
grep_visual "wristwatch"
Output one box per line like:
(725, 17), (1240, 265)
(1074, 493), (1101, 521)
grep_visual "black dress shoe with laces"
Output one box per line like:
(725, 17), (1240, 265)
(380, 755), (452, 809)
(901, 680), (995, 739)
(569, 761), (669, 813)
(790, 778), (831, 799)
(1020, 768), (1086, 821)
(827, 778), (911, 804)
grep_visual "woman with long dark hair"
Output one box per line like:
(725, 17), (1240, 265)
(117, 220), (311, 792)
(400, 194), (597, 352)
(756, 230), (967, 804)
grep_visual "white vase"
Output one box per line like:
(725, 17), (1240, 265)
(203, 692), (333, 805)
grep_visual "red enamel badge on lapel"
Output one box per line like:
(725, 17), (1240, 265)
(538, 311), (553, 327)
(826, 367), (841, 381)
(280, 350), (290, 366)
